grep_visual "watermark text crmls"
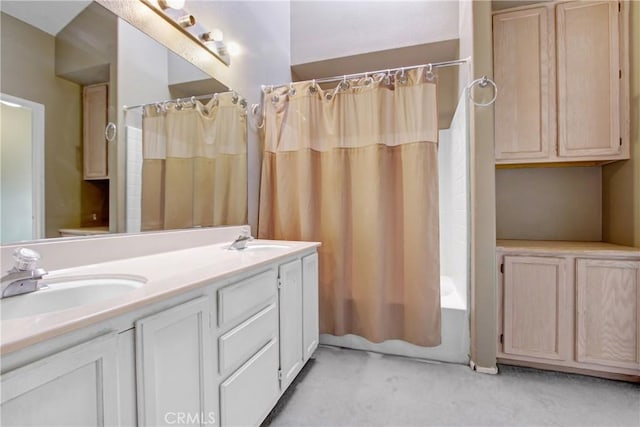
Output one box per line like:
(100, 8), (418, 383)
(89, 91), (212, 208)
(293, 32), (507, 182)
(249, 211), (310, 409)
(164, 411), (216, 425)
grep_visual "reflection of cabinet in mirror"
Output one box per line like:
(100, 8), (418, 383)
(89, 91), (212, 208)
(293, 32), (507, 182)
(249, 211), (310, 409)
(82, 83), (108, 180)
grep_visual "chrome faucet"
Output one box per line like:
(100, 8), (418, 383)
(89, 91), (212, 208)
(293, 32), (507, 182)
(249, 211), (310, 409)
(1, 248), (47, 298)
(228, 232), (254, 250)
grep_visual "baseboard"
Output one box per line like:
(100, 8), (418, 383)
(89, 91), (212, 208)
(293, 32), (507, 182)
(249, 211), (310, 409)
(470, 359), (498, 374)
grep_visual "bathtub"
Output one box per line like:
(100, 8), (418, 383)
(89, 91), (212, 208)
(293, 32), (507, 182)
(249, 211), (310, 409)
(319, 275), (470, 364)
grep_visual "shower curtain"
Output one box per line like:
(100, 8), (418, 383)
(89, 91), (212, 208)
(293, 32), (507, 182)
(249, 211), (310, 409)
(141, 92), (247, 230)
(258, 68), (441, 346)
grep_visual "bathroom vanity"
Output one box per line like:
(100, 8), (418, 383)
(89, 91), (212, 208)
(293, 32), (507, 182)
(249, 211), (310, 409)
(0, 231), (319, 426)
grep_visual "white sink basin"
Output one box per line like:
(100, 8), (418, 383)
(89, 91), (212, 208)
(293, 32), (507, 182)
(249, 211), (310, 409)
(227, 244), (290, 251)
(1, 275), (146, 320)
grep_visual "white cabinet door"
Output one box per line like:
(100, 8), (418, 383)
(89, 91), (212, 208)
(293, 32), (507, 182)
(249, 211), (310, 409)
(279, 259), (303, 390)
(502, 256), (570, 361)
(1, 333), (118, 426)
(136, 296), (216, 427)
(576, 259), (640, 370)
(302, 252), (319, 361)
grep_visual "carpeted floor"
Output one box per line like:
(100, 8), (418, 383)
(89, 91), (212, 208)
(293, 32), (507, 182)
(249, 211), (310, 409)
(266, 346), (640, 427)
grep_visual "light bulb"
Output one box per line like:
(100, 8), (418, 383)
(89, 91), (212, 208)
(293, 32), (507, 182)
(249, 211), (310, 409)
(200, 29), (224, 43)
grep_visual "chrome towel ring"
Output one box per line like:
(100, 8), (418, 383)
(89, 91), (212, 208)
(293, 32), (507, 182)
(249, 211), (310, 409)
(467, 76), (497, 107)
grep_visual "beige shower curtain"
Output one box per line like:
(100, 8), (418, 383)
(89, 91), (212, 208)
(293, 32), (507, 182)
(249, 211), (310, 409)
(258, 68), (441, 346)
(141, 92), (247, 230)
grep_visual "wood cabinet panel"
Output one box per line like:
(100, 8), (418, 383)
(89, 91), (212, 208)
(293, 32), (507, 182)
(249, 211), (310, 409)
(576, 259), (640, 370)
(493, 7), (554, 162)
(83, 83), (108, 179)
(556, 1), (621, 159)
(503, 256), (569, 360)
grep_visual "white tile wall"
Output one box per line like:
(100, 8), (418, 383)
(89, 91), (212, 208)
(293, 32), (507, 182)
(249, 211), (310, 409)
(438, 93), (469, 305)
(125, 126), (142, 233)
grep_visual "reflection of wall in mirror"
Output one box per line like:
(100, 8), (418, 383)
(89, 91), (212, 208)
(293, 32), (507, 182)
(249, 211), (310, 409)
(0, 11), (110, 239)
(0, 103), (33, 243)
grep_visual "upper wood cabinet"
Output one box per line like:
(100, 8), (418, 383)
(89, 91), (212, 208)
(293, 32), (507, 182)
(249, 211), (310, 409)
(493, 7), (555, 162)
(493, 1), (628, 166)
(83, 83), (109, 179)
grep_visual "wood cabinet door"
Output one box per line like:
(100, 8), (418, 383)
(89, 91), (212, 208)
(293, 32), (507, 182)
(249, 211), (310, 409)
(278, 259), (303, 390)
(576, 259), (640, 370)
(556, 1), (621, 159)
(502, 256), (569, 360)
(83, 83), (108, 179)
(1, 333), (118, 426)
(493, 7), (554, 163)
(302, 252), (319, 361)
(136, 296), (216, 426)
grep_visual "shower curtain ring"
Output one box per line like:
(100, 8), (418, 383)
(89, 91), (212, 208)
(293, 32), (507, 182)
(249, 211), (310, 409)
(309, 79), (318, 94)
(339, 76), (349, 91)
(289, 82), (296, 96)
(190, 96), (196, 106)
(425, 64), (436, 82)
(396, 68), (408, 84)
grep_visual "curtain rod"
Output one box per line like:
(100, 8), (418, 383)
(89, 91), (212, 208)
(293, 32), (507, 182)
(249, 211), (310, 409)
(261, 57), (471, 90)
(123, 91), (247, 111)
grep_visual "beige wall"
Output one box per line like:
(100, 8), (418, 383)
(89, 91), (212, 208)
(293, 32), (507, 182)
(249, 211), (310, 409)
(603, 1), (640, 248)
(0, 13), (87, 238)
(469, 0), (497, 371)
(497, 167), (603, 241)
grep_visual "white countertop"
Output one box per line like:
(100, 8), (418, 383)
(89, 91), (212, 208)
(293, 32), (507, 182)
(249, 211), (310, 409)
(1, 239), (320, 355)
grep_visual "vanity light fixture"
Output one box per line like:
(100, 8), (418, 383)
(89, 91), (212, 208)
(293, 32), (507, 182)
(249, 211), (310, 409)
(157, 0), (185, 10)
(176, 14), (196, 28)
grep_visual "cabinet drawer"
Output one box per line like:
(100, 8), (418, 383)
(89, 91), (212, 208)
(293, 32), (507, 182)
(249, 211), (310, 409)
(219, 303), (278, 374)
(220, 339), (279, 427)
(218, 269), (277, 327)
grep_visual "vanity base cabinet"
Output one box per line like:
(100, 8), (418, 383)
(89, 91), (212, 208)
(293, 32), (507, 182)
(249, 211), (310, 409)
(302, 252), (319, 361)
(278, 259), (304, 391)
(220, 339), (279, 427)
(135, 296), (216, 426)
(0, 333), (119, 426)
(497, 241), (640, 381)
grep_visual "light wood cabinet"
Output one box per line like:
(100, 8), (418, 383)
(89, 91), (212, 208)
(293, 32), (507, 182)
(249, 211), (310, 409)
(83, 83), (108, 179)
(502, 256), (569, 361)
(493, 7), (554, 162)
(1, 333), (118, 426)
(135, 297), (216, 426)
(493, 1), (628, 166)
(497, 240), (640, 380)
(576, 259), (640, 370)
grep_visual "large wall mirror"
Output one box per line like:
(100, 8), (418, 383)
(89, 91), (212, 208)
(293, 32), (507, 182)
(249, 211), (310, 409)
(0, 0), (248, 245)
